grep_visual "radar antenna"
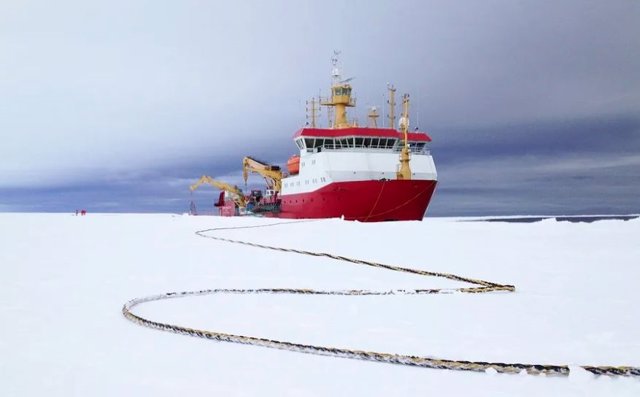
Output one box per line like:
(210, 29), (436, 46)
(367, 106), (379, 128)
(321, 51), (355, 128)
(331, 50), (342, 83)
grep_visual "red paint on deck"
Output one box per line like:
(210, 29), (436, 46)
(293, 127), (432, 142)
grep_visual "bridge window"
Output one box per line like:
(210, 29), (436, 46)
(333, 86), (352, 97)
(304, 138), (314, 149)
(409, 142), (426, 152)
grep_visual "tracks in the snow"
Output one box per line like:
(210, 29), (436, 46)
(122, 221), (640, 378)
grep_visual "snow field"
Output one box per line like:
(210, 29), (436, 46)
(1, 213), (639, 396)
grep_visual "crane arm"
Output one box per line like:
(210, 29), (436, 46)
(242, 157), (283, 192)
(190, 176), (247, 207)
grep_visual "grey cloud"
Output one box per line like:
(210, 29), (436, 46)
(0, 0), (638, 215)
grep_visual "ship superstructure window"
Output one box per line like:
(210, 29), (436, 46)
(304, 138), (314, 150)
(300, 135), (405, 151)
(408, 142), (427, 152)
(333, 87), (351, 96)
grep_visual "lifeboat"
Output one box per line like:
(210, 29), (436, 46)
(287, 155), (300, 175)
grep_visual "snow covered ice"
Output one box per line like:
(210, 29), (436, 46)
(1, 213), (639, 396)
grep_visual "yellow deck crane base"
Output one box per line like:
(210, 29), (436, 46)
(190, 176), (247, 208)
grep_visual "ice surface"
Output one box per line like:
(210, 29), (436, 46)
(1, 213), (639, 396)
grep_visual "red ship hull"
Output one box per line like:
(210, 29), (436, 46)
(278, 179), (437, 222)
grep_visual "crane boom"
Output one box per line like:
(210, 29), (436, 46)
(242, 156), (283, 192)
(190, 175), (247, 207)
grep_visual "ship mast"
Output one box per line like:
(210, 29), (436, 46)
(321, 51), (355, 129)
(305, 97), (319, 128)
(396, 93), (412, 180)
(326, 104), (333, 128)
(387, 84), (396, 129)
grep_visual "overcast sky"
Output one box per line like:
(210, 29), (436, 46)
(1, 0), (639, 215)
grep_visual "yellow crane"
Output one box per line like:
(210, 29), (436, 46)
(242, 156), (283, 192)
(189, 175), (247, 208)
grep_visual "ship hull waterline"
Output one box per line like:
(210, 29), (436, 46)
(276, 179), (437, 222)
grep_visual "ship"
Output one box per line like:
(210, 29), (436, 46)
(190, 55), (437, 222)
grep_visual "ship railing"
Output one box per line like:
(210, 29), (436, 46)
(313, 143), (430, 155)
(393, 146), (431, 155)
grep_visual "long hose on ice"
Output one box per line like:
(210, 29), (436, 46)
(122, 221), (639, 377)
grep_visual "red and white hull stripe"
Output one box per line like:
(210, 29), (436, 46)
(278, 179), (437, 222)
